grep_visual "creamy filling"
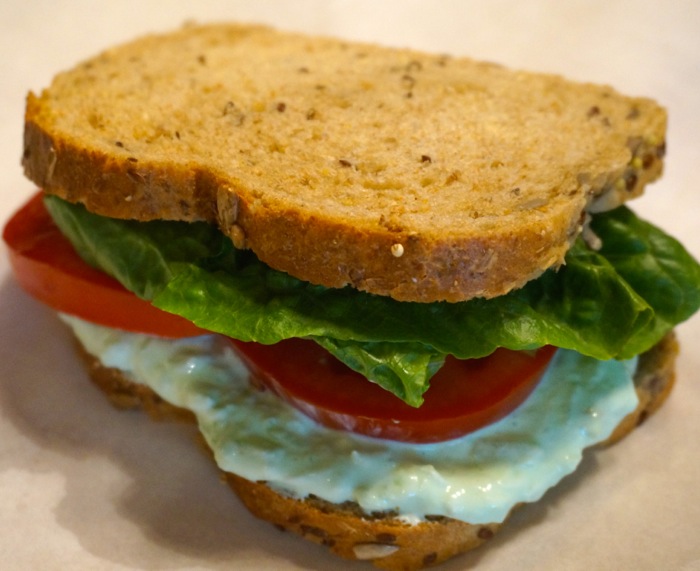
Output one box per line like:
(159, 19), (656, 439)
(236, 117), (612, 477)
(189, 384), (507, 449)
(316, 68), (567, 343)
(62, 314), (639, 525)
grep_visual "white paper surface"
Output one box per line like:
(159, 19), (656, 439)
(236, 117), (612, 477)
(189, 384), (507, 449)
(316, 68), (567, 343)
(1, 1), (699, 570)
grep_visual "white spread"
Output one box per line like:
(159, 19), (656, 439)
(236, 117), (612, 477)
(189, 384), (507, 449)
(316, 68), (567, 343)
(62, 314), (639, 525)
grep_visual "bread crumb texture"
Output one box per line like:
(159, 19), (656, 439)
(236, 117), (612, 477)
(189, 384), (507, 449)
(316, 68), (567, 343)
(23, 23), (667, 301)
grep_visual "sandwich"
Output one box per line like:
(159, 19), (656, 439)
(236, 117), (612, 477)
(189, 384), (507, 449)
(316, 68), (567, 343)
(4, 23), (700, 570)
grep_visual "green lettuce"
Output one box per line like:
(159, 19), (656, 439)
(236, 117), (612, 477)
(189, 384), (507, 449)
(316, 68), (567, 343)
(45, 196), (700, 406)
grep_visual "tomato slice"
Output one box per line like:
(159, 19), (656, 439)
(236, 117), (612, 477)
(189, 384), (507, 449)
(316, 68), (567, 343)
(231, 338), (556, 443)
(3, 191), (208, 338)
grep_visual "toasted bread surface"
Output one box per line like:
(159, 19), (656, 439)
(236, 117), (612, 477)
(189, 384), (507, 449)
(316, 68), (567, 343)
(23, 23), (667, 301)
(75, 333), (678, 570)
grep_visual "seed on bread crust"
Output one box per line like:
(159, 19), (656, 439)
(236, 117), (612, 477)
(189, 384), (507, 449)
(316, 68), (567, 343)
(230, 224), (247, 249)
(353, 544), (401, 560)
(391, 243), (404, 257)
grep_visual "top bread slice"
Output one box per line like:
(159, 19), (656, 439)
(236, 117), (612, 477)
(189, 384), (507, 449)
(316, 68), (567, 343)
(22, 23), (667, 302)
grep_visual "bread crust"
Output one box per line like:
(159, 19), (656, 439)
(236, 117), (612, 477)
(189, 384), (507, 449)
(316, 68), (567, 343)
(74, 333), (678, 570)
(23, 23), (667, 302)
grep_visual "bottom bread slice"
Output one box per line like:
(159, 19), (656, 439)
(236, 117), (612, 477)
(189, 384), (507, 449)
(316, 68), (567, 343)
(74, 333), (678, 570)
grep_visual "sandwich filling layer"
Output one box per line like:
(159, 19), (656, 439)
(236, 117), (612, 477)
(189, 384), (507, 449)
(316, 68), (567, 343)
(62, 314), (638, 525)
(41, 194), (700, 408)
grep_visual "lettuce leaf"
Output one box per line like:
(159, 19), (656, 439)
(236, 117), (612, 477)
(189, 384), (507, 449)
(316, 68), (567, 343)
(45, 196), (700, 406)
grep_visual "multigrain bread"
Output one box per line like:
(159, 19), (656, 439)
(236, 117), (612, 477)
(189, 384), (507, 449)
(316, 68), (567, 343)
(22, 23), (667, 302)
(75, 333), (678, 570)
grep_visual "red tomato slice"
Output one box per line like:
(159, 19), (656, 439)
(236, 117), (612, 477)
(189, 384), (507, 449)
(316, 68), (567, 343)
(3, 191), (208, 338)
(231, 337), (556, 443)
